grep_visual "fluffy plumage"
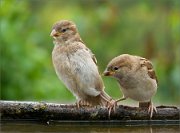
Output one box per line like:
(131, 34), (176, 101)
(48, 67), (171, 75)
(103, 54), (157, 118)
(50, 20), (113, 107)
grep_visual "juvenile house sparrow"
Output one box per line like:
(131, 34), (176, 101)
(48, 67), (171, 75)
(50, 20), (113, 108)
(103, 54), (158, 118)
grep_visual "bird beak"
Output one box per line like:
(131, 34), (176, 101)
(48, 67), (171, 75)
(103, 70), (114, 76)
(50, 29), (60, 37)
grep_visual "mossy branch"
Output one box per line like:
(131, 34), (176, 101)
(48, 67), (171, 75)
(0, 101), (179, 123)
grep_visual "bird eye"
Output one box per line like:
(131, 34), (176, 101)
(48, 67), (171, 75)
(61, 29), (67, 33)
(113, 66), (119, 71)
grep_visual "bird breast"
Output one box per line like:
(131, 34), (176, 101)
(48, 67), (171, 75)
(119, 69), (157, 102)
(52, 44), (102, 99)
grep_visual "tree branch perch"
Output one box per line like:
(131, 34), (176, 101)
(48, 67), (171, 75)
(0, 101), (179, 123)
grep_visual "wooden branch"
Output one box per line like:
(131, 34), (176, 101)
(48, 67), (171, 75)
(0, 101), (179, 123)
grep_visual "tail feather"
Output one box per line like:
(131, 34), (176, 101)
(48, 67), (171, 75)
(85, 90), (112, 107)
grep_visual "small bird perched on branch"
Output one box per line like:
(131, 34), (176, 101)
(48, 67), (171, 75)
(50, 20), (114, 109)
(103, 54), (158, 118)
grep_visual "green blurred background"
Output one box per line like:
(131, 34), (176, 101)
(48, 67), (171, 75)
(1, 0), (180, 106)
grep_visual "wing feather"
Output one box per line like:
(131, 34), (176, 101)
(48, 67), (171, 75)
(140, 58), (158, 84)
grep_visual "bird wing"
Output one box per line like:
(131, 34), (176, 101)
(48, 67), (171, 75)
(88, 49), (97, 64)
(139, 57), (158, 84)
(67, 42), (104, 96)
(78, 39), (97, 64)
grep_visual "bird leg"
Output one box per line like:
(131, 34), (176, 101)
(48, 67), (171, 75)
(103, 95), (127, 119)
(116, 96), (127, 103)
(107, 99), (117, 119)
(109, 96), (127, 112)
(106, 96), (127, 119)
(100, 93), (116, 118)
(148, 101), (157, 119)
(139, 100), (157, 118)
(100, 93), (111, 105)
(76, 100), (82, 108)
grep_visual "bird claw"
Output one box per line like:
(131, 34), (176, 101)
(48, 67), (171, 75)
(148, 102), (157, 118)
(76, 100), (92, 108)
(76, 100), (81, 108)
(107, 99), (117, 119)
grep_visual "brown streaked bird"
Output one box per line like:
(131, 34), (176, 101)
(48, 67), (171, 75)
(103, 54), (158, 118)
(50, 20), (114, 109)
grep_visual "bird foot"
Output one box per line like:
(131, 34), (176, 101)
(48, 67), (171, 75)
(107, 99), (117, 119)
(148, 102), (157, 118)
(76, 100), (92, 108)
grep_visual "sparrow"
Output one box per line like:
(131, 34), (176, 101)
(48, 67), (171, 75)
(103, 54), (158, 118)
(50, 20), (114, 109)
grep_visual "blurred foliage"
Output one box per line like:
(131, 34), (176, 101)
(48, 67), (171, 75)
(1, 0), (180, 105)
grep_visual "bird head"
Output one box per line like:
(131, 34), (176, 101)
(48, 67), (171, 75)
(50, 20), (78, 43)
(103, 54), (132, 79)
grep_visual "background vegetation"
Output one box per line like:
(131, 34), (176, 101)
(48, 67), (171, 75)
(1, 0), (180, 106)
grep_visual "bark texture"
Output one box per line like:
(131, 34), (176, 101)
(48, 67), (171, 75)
(0, 101), (179, 122)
